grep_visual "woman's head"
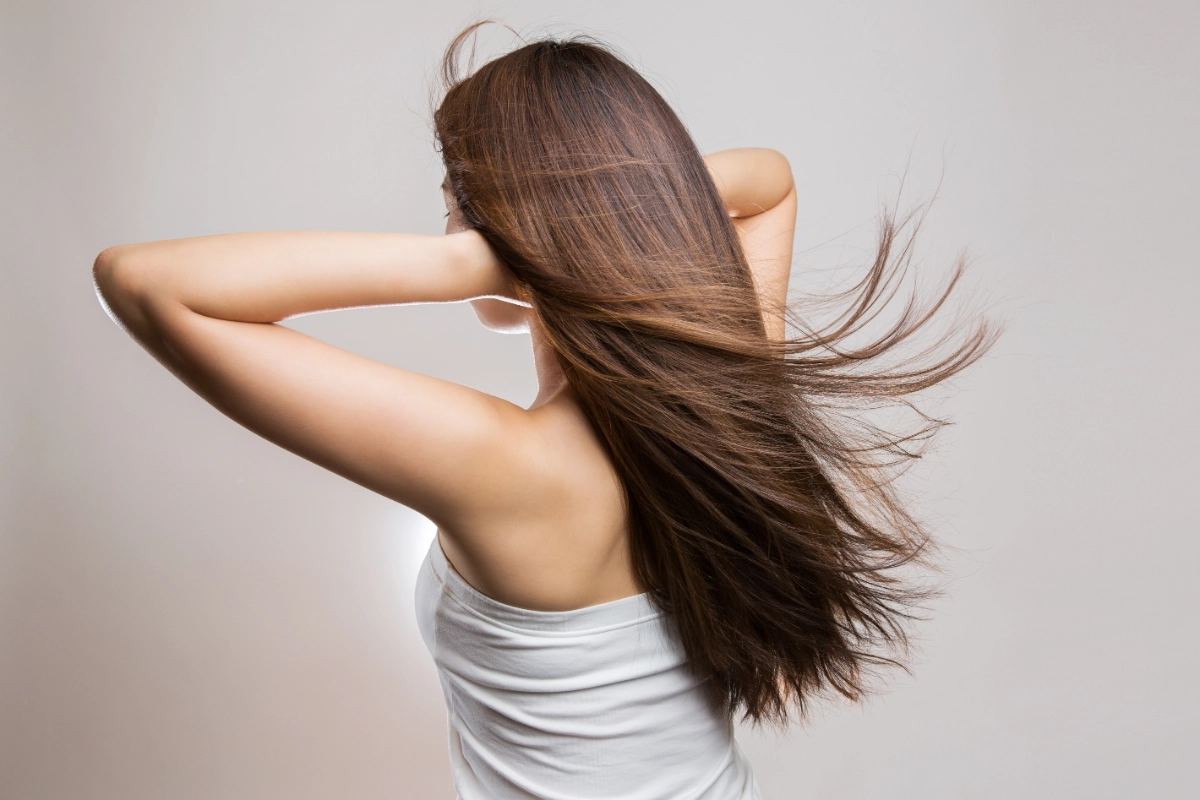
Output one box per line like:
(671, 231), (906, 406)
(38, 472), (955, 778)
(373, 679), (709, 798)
(433, 28), (757, 341)
(432, 24), (998, 725)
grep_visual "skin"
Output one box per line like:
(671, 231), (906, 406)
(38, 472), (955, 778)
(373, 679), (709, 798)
(93, 147), (796, 611)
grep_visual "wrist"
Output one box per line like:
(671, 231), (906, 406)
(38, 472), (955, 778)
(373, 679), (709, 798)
(446, 229), (513, 300)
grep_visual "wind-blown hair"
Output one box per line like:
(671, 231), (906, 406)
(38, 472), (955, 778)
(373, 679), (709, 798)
(433, 23), (999, 726)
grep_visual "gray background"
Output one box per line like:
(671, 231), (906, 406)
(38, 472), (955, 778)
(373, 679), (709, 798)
(2, 1), (1197, 798)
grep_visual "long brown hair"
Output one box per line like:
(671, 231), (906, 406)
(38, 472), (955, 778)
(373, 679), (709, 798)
(433, 24), (999, 726)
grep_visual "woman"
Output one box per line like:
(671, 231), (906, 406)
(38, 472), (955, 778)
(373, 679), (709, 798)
(93, 25), (996, 800)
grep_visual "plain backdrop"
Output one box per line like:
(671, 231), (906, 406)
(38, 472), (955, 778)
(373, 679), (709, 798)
(2, 1), (1197, 798)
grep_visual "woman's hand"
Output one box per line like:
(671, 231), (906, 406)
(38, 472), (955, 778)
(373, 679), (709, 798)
(446, 229), (532, 333)
(446, 229), (521, 302)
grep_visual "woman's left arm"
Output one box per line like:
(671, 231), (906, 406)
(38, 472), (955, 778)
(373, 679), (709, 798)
(704, 148), (797, 342)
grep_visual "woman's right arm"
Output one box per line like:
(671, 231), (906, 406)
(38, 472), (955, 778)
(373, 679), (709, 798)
(704, 148), (797, 342)
(91, 229), (536, 534)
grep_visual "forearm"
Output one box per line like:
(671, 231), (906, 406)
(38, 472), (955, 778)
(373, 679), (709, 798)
(704, 148), (794, 218)
(93, 229), (504, 328)
(703, 148), (796, 341)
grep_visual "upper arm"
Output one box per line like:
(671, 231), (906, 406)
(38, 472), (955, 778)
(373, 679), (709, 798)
(118, 290), (537, 531)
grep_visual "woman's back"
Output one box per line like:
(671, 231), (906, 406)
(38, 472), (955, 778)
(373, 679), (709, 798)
(433, 389), (642, 614)
(417, 531), (763, 800)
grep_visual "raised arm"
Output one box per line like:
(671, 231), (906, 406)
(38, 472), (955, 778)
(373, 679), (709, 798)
(91, 229), (533, 532)
(704, 148), (797, 341)
(93, 229), (513, 330)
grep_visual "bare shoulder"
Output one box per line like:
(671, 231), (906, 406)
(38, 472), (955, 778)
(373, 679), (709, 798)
(439, 390), (636, 612)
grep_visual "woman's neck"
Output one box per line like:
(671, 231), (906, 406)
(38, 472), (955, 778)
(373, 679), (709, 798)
(529, 323), (570, 410)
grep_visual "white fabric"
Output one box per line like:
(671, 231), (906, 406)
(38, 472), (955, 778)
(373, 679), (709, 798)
(415, 534), (765, 800)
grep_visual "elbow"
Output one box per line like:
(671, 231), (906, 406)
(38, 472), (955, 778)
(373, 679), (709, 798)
(93, 244), (160, 305)
(92, 245), (154, 337)
(767, 149), (795, 193)
(92, 245), (132, 300)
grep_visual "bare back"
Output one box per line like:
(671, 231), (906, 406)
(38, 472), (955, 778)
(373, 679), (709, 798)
(437, 386), (638, 612)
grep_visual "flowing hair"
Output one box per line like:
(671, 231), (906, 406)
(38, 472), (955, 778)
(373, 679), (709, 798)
(432, 23), (1000, 726)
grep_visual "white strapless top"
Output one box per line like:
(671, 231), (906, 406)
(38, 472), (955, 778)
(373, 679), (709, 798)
(414, 534), (764, 800)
